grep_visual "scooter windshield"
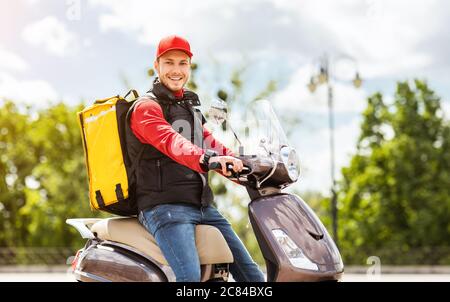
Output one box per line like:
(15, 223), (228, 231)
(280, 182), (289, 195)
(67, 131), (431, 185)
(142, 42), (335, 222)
(241, 99), (290, 157)
(241, 99), (300, 182)
(209, 98), (300, 182)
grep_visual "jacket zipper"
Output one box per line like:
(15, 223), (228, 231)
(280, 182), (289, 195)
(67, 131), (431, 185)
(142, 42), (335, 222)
(199, 173), (207, 207)
(156, 159), (162, 191)
(185, 104), (208, 207)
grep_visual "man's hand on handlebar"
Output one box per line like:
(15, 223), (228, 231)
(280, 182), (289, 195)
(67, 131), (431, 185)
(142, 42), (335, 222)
(200, 155), (243, 176)
(210, 156), (243, 176)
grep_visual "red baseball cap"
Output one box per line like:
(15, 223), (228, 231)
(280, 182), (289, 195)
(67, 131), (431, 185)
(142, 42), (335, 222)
(156, 35), (193, 59)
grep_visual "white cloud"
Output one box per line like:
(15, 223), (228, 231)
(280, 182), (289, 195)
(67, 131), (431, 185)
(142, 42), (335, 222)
(0, 73), (58, 104)
(87, 0), (325, 63)
(88, 0), (449, 79)
(0, 47), (28, 72)
(22, 16), (78, 57)
(89, 0), (212, 44)
(273, 64), (368, 114)
(273, 0), (444, 78)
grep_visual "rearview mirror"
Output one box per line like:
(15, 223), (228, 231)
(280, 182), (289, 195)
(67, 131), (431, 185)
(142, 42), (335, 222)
(208, 99), (228, 125)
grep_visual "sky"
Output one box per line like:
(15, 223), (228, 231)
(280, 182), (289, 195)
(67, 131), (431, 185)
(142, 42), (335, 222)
(1, 0), (449, 195)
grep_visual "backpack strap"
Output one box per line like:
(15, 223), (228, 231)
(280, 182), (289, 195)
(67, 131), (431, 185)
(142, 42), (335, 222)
(125, 98), (150, 184)
(128, 146), (145, 185)
(143, 92), (171, 121)
(125, 93), (171, 185)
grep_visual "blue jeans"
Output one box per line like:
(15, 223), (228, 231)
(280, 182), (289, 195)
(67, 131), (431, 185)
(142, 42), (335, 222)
(138, 203), (265, 282)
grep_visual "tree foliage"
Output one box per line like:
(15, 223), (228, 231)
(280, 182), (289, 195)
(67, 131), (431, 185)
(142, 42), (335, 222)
(0, 100), (104, 252)
(338, 80), (450, 264)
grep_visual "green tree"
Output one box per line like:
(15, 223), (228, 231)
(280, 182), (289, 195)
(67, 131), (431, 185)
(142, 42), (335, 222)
(0, 101), (37, 247)
(19, 102), (104, 249)
(0, 100), (103, 256)
(338, 80), (450, 265)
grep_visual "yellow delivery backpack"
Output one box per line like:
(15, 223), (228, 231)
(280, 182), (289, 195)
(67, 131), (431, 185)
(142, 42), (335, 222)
(78, 90), (145, 216)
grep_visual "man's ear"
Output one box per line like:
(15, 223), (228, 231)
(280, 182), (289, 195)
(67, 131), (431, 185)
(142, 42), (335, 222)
(154, 60), (159, 74)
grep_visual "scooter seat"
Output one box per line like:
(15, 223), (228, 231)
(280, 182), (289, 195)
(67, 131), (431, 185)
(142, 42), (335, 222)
(90, 217), (234, 266)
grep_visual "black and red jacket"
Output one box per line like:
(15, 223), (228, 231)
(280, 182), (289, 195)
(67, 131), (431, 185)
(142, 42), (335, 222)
(125, 79), (233, 212)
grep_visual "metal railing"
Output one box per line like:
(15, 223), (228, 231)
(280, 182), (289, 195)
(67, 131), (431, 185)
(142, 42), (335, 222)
(0, 247), (75, 266)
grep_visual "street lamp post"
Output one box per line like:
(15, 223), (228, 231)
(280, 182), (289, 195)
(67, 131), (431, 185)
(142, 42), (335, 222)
(307, 54), (362, 248)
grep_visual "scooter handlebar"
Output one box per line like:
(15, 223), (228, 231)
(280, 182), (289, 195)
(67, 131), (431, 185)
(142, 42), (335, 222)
(208, 162), (234, 171)
(208, 161), (252, 176)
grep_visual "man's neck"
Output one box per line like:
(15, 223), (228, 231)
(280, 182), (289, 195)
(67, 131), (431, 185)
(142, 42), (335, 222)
(152, 78), (185, 101)
(173, 88), (184, 99)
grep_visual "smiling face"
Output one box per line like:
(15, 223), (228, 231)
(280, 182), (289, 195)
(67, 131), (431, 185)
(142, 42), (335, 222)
(154, 50), (191, 92)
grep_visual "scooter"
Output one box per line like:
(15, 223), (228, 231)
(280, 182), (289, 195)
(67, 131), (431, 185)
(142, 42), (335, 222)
(66, 99), (344, 282)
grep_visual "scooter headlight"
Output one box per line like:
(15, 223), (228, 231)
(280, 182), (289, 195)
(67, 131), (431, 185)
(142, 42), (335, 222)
(280, 146), (300, 182)
(272, 229), (318, 271)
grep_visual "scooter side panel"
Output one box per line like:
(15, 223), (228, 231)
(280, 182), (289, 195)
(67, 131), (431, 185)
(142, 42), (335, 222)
(76, 244), (167, 282)
(249, 193), (344, 282)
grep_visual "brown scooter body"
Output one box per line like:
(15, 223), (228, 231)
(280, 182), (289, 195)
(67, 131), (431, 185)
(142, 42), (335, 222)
(72, 239), (231, 282)
(72, 240), (169, 282)
(67, 99), (344, 282)
(68, 188), (343, 282)
(248, 193), (343, 281)
(67, 218), (233, 282)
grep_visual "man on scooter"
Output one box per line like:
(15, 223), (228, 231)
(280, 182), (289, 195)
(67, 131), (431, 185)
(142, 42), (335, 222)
(127, 35), (265, 282)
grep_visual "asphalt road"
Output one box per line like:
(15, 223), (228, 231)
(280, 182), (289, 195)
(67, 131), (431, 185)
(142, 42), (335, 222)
(1, 273), (450, 282)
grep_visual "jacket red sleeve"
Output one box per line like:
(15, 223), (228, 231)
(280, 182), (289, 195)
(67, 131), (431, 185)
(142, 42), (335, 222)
(203, 126), (235, 157)
(130, 98), (206, 173)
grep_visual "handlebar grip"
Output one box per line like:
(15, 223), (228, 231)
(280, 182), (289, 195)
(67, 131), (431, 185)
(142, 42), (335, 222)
(208, 161), (252, 179)
(208, 162), (234, 172)
(208, 162), (222, 170)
